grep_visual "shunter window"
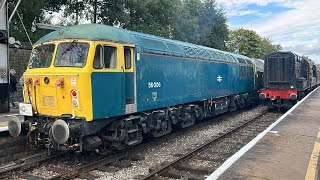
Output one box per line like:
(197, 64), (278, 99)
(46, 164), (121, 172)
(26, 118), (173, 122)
(124, 48), (132, 69)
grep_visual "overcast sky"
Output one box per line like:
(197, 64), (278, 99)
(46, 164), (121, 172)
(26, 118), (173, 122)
(216, 0), (320, 63)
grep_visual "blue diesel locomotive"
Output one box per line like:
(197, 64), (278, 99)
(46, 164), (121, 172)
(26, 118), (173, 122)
(9, 24), (258, 151)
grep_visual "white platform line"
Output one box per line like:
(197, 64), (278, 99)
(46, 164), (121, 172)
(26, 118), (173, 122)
(206, 86), (320, 180)
(0, 113), (20, 118)
(0, 126), (8, 132)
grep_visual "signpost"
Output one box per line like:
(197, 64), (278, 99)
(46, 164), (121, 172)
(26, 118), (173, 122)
(0, 0), (9, 113)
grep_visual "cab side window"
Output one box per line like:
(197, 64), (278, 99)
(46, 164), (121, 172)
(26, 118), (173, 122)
(93, 45), (103, 69)
(124, 48), (132, 69)
(104, 46), (117, 68)
(93, 45), (117, 69)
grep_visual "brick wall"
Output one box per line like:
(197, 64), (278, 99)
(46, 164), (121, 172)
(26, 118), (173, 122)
(9, 43), (32, 102)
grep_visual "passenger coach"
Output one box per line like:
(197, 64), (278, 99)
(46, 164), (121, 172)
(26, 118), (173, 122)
(9, 24), (258, 152)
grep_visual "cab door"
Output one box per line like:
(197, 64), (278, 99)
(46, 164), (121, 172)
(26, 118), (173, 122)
(123, 46), (137, 114)
(91, 43), (124, 119)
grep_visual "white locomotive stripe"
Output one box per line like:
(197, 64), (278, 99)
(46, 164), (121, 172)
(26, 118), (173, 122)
(206, 86), (320, 180)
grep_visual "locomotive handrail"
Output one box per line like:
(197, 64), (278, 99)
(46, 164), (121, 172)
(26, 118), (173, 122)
(25, 73), (80, 76)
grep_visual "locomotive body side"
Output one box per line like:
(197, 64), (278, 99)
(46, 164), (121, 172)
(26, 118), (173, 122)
(9, 24), (258, 152)
(134, 50), (255, 114)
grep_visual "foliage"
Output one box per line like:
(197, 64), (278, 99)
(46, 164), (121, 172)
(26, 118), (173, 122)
(121, 0), (179, 38)
(8, 0), (52, 44)
(302, 56), (315, 65)
(8, 0), (279, 58)
(173, 0), (228, 50)
(227, 28), (282, 59)
(260, 37), (282, 59)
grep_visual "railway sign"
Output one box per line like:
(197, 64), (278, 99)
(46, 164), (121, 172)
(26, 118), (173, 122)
(217, 75), (222, 82)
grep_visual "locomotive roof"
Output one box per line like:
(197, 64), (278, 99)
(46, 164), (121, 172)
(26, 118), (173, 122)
(37, 24), (253, 64)
(267, 51), (309, 63)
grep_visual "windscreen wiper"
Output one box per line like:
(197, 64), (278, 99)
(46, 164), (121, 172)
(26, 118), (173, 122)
(61, 40), (77, 55)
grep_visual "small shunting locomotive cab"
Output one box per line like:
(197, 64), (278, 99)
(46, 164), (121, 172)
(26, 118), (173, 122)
(259, 51), (317, 109)
(8, 24), (258, 152)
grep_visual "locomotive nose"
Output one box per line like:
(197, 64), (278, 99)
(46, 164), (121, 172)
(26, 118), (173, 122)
(8, 115), (21, 137)
(51, 119), (70, 144)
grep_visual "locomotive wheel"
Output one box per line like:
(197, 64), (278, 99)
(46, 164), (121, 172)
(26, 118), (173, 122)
(151, 119), (172, 138)
(177, 112), (195, 129)
(8, 115), (21, 137)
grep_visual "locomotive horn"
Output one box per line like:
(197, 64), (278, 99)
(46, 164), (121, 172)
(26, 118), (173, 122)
(8, 115), (21, 137)
(51, 119), (70, 144)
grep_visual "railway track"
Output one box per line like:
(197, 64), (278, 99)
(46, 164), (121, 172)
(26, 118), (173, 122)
(0, 151), (65, 179)
(0, 107), (281, 179)
(45, 110), (270, 179)
(142, 111), (281, 179)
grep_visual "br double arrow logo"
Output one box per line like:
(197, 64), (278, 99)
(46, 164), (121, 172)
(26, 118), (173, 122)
(217, 75), (222, 82)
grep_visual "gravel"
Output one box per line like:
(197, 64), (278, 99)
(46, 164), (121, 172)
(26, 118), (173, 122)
(91, 106), (268, 180)
(30, 166), (59, 178)
(22, 106), (270, 180)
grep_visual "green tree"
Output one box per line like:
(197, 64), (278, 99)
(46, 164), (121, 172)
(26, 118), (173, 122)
(172, 0), (202, 43)
(9, 0), (51, 43)
(198, 0), (228, 50)
(227, 29), (282, 58)
(172, 0), (228, 50)
(260, 37), (282, 59)
(123, 0), (179, 38)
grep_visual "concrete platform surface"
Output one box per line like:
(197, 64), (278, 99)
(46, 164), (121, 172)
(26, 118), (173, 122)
(217, 88), (320, 180)
(0, 108), (23, 128)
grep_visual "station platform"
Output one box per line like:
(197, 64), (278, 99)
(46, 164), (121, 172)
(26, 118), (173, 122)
(208, 87), (320, 180)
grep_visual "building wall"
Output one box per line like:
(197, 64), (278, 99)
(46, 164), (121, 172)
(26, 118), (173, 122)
(9, 43), (32, 102)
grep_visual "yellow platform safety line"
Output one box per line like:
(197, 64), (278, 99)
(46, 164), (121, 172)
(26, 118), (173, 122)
(305, 128), (320, 180)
